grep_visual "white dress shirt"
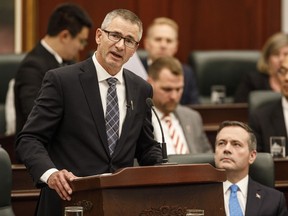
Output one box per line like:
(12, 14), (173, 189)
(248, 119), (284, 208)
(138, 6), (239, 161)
(151, 107), (189, 155)
(282, 96), (288, 136)
(223, 175), (249, 216)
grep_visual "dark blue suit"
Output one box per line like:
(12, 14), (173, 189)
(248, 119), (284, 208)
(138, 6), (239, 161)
(141, 57), (199, 104)
(249, 99), (288, 154)
(245, 178), (288, 216)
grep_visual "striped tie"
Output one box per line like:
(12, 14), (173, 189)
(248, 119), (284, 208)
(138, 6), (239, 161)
(163, 115), (189, 154)
(105, 78), (119, 155)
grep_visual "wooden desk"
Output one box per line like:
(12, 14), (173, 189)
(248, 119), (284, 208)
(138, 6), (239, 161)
(189, 103), (248, 125)
(11, 164), (39, 216)
(189, 103), (249, 145)
(10, 158), (288, 215)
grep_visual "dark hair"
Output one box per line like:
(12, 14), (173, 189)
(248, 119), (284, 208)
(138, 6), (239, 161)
(148, 56), (183, 80)
(216, 120), (257, 151)
(47, 3), (92, 37)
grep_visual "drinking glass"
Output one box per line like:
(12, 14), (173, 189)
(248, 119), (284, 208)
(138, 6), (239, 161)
(270, 136), (286, 158)
(64, 206), (83, 216)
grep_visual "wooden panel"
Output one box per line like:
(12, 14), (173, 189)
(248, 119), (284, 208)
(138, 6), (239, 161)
(21, 0), (281, 63)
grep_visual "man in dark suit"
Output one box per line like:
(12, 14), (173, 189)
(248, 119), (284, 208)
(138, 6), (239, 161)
(16, 9), (163, 216)
(141, 17), (199, 105)
(14, 3), (92, 135)
(249, 56), (288, 154)
(214, 121), (287, 216)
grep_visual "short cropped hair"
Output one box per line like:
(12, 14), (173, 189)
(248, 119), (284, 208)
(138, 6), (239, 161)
(258, 32), (288, 73)
(47, 3), (92, 37)
(101, 9), (143, 41)
(146, 17), (179, 38)
(148, 56), (183, 80)
(216, 120), (257, 151)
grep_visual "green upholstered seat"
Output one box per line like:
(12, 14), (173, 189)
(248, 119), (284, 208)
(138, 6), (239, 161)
(168, 152), (274, 188)
(0, 146), (15, 216)
(248, 90), (282, 115)
(0, 53), (26, 134)
(188, 50), (260, 103)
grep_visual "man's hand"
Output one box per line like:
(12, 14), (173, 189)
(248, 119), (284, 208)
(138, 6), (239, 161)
(47, 169), (77, 201)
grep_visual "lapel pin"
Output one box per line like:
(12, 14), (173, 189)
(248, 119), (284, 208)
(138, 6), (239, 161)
(256, 193), (261, 199)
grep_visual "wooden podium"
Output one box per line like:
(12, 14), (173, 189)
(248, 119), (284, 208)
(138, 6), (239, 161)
(64, 164), (226, 216)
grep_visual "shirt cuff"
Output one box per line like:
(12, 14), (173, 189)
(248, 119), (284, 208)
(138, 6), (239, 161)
(40, 168), (58, 183)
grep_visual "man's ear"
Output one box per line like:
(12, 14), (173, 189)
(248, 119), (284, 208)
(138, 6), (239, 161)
(59, 30), (71, 42)
(248, 150), (257, 165)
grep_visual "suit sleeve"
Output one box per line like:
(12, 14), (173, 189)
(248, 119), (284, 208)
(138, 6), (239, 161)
(16, 70), (63, 186)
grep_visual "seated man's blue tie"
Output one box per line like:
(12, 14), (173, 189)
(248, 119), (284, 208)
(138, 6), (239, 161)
(229, 184), (243, 216)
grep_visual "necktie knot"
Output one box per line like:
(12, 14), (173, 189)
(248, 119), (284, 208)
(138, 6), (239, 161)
(230, 184), (239, 193)
(107, 77), (117, 86)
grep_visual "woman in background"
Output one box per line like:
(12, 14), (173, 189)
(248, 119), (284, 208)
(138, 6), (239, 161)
(234, 32), (288, 103)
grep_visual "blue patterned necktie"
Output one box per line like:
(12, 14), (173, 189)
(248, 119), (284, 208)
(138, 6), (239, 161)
(229, 184), (243, 216)
(105, 78), (119, 155)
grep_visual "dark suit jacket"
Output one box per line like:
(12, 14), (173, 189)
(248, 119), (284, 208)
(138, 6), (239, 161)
(16, 58), (163, 216)
(14, 42), (62, 135)
(245, 178), (288, 216)
(249, 99), (288, 154)
(234, 70), (271, 103)
(141, 57), (199, 104)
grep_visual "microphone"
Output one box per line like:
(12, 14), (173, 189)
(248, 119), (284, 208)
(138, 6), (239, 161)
(146, 98), (168, 163)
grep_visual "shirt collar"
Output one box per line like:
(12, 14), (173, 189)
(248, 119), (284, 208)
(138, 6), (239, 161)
(223, 175), (249, 198)
(282, 96), (288, 110)
(92, 52), (124, 84)
(41, 39), (63, 64)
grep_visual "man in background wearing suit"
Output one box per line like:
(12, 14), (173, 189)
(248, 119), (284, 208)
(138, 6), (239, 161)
(16, 9), (163, 216)
(249, 55), (288, 154)
(14, 3), (92, 135)
(142, 17), (199, 105)
(214, 120), (287, 216)
(147, 56), (212, 154)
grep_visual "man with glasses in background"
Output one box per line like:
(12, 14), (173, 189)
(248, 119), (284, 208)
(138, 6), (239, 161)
(14, 3), (92, 136)
(16, 9), (163, 216)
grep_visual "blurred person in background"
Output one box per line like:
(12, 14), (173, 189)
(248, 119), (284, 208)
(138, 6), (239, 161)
(142, 17), (199, 105)
(235, 32), (288, 103)
(14, 3), (92, 135)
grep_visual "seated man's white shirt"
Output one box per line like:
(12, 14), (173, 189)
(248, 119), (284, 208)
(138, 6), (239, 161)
(223, 175), (248, 216)
(151, 107), (189, 155)
(282, 97), (288, 136)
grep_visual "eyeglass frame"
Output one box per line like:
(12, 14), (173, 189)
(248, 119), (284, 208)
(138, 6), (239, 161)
(101, 29), (139, 49)
(277, 66), (288, 77)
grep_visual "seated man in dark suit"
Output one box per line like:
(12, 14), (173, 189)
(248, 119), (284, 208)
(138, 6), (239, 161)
(14, 3), (93, 135)
(141, 17), (199, 105)
(249, 55), (288, 153)
(214, 120), (287, 216)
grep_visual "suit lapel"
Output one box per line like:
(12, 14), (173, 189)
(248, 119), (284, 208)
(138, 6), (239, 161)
(174, 107), (196, 153)
(112, 70), (137, 155)
(78, 58), (109, 152)
(271, 101), (287, 136)
(245, 178), (263, 216)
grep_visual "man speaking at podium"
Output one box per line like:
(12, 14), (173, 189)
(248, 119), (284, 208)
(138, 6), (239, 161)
(16, 9), (163, 216)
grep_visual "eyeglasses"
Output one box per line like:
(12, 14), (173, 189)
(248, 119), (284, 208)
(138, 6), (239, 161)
(102, 29), (139, 49)
(277, 67), (288, 77)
